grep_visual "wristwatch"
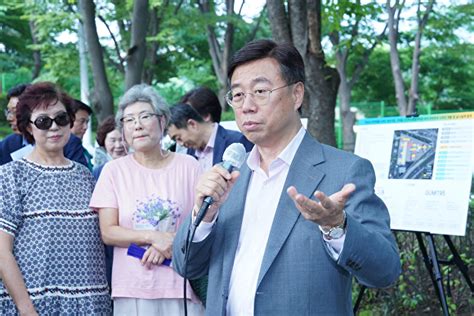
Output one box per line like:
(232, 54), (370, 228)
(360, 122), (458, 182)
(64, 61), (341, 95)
(319, 210), (347, 240)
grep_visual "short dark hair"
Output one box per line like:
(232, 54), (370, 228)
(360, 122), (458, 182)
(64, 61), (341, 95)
(17, 82), (75, 144)
(227, 39), (305, 85)
(169, 103), (204, 129)
(7, 83), (30, 101)
(73, 99), (93, 115)
(96, 115), (117, 147)
(180, 87), (222, 123)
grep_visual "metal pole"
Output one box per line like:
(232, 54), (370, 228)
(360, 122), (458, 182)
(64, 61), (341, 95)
(426, 233), (450, 316)
(77, 2), (94, 153)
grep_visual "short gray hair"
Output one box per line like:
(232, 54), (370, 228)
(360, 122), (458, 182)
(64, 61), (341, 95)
(116, 84), (170, 129)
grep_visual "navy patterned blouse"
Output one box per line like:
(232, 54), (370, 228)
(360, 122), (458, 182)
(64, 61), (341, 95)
(0, 159), (111, 315)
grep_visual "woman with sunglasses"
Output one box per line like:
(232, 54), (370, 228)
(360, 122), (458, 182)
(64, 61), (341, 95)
(0, 82), (111, 315)
(90, 84), (204, 315)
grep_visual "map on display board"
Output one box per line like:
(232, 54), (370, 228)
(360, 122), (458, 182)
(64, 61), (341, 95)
(354, 112), (473, 236)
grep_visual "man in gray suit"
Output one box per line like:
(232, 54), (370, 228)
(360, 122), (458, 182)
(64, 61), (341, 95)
(173, 39), (401, 315)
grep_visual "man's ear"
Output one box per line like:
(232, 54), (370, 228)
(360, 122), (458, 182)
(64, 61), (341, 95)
(293, 82), (305, 111)
(202, 114), (212, 122)
(187, 119), (199, 130)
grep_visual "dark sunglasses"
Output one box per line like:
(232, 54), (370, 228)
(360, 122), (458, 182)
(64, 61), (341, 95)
(30, 112), (71, 130)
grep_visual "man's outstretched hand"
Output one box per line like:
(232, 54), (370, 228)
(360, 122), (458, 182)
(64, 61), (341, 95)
(287, 183), (356, 228)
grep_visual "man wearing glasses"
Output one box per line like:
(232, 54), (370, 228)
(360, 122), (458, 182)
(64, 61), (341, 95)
(0, 83), (87, 166)
(71, 99), (94, 170)
(173, 39), (401, 315)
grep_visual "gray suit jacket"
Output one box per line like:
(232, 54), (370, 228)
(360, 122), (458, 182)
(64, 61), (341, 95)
(173, 132), (401, 315)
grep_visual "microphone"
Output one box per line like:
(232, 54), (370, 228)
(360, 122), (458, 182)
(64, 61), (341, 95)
(193, 143), (247, 227)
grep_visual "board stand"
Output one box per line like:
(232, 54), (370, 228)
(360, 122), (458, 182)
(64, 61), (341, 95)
(353, 110), (473, 314)
(353, 232), (473, 315)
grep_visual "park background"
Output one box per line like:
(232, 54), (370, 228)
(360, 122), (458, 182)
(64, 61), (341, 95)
(0, 0), (472, 314)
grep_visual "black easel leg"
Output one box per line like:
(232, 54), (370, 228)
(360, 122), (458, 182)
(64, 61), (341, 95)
(443, 235), (474, 292)
(426, 233), (450, 316)
(416, 233), (442, 304)
(353, 285), (366, 315)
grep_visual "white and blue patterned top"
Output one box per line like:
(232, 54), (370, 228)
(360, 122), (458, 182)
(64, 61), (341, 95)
(0, 159), (111, 315)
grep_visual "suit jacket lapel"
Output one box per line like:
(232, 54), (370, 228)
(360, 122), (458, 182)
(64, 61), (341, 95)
(257, 132), (326, 287)
(213, 125), (226, 165)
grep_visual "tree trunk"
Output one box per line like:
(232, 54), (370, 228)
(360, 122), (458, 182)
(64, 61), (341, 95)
(29, 21), (41, 79)
(198, 0), (235, 111)
(144, 7), (159, 84)
(78, 0), (114, 121)
(387, 0), (408, 116)
(329, 5), (386, 152)
(387, 0), (433, 117)
(336, 55), (356, 151)
(267, 0), (339, 146)
(125, 0), (150, 90)
(407, 0), (434, 115)
(338, 80), (356, 151)
(331, 31), (355, 151)
(267, 0), (291, 43)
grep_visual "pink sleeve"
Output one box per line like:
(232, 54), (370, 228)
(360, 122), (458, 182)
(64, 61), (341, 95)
(89, 163), (119, 210)
(176, 159), (203, 228)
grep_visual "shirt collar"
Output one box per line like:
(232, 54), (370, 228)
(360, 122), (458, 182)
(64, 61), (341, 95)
(196, 123), (218, 154)
(247, 126), (306, 171)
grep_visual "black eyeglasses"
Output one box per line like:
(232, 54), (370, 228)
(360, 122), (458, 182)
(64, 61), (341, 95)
(30, 112), (71, 130)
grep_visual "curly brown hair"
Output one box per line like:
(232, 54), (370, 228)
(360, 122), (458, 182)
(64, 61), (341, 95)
(16, 82), (75, 144)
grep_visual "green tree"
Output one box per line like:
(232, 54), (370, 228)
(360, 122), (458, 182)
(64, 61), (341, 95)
(326, 0), (386, 151)
(387, 0), (435, 116)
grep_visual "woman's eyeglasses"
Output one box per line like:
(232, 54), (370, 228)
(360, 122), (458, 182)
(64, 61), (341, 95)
(30, 112), (71, 130)
(120, 112), (160, 129)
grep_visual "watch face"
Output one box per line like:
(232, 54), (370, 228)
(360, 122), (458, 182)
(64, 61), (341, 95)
(329, 227), (345, 239)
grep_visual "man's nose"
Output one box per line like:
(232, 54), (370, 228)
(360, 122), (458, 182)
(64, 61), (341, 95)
(241, 93), (257, 112)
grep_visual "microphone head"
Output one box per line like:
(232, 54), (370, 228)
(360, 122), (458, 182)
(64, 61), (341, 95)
(222, 143), (247, 169)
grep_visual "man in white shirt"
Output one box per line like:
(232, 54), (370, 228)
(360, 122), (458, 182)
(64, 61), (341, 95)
(168, 103), (253, 171)
(173, 39), (401, 315)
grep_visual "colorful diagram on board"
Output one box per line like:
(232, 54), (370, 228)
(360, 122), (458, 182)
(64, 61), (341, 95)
(389, 128), (438, 179)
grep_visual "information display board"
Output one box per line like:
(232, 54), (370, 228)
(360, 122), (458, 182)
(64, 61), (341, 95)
(354, 112), (473, 236)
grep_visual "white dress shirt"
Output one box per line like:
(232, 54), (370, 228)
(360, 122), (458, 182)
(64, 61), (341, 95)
(195, 123), (218, 171)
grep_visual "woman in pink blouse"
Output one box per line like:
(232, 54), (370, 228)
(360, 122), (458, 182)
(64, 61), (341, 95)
(90, 84), (204, 315)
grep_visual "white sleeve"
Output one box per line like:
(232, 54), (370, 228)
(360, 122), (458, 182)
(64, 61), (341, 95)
(191, 212), (218, 242)
(323, 234), (346, 260)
